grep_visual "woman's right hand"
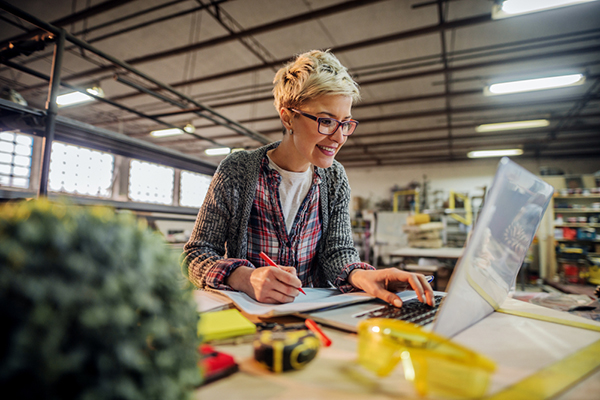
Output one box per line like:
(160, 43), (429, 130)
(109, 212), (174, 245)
(226, 265), (301, 303)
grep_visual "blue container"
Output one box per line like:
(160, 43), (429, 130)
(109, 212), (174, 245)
(577, 228), (596, 240)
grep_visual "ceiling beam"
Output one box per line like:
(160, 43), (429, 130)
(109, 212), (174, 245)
(0, 0), (138, 48)
(218, 93), (600, 129)
(19, 0), (392, 92)
(336, 140), (600, 163)
(0, 0), (227, 74)
(0, 1), (271, 145)
(100, 45), (600, 122)
(339, 125), (600, 153)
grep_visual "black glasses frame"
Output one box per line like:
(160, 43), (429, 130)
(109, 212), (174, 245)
(287, 108), (359, 136)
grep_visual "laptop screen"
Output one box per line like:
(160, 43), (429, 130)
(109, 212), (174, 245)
(433, 157), (554, 337)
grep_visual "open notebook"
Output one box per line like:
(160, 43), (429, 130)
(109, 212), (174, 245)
(199, 287), (375, 317)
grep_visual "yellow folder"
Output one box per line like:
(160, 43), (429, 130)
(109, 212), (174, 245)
(197, 308), (257, 342)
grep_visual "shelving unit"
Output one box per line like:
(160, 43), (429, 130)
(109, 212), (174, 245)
(351, 217), (372, 264)
(551, 194), (600, 284)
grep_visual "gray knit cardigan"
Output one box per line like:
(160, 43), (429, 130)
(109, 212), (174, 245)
(183, 141), (364, 290)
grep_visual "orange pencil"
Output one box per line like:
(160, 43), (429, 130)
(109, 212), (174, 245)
(305, 319), (332, 347)
(259, 252), (306, 295)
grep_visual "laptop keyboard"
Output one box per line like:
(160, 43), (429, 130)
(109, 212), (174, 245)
(357, 295), (445, 326)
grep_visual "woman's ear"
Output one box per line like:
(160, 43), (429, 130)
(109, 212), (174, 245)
(279, 107), (293, 130)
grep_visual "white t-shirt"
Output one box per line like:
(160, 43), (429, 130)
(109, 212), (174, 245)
(267, 155), (314, 234)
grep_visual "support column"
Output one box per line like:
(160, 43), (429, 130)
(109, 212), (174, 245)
(38, 28), (65, 196)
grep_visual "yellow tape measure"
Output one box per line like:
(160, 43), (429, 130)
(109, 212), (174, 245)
(253, 329), (320, 373)
(486, 308), (600, 399)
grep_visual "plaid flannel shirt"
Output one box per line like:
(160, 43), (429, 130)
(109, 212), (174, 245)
(204, 156), (372, 291)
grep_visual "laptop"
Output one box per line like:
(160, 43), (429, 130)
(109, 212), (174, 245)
(298, 157), (554, 338)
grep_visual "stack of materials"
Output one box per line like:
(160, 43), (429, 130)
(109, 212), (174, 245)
(403, 214), (444, 248)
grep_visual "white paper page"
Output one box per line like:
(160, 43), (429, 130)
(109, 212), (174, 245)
(218, 288), (374, 317)
(193, 290), (234, 313)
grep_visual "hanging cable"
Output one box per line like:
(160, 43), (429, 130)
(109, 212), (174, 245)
(182, 9), (202, 96)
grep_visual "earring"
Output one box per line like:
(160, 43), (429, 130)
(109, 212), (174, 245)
(289, 129), (293, 135)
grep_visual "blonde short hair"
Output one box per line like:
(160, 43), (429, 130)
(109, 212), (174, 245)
(272, 50), (361, 111)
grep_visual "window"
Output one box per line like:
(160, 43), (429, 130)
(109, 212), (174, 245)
(128, 160), (174, 205)
(48, 142), (114, 197)
(0, 131), (33, 189)
(179, 170), (212, 208)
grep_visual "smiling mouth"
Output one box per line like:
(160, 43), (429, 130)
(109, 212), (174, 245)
(317, 144), (337, 153)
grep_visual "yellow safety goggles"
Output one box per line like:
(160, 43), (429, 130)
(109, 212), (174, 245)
(357, 319), (496, 399)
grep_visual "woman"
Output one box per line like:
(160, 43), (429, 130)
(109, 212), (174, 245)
(183, 50), (433, 307)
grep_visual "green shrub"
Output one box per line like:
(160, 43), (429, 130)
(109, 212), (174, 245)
(0, 199), (200, 399)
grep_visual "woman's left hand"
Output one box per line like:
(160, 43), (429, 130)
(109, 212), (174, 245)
(348, 268), (434, 307)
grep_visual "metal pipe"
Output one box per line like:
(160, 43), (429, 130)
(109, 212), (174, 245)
(0, 0), (271, 145)
(107, 40), (600, 105)
(145, 88), (482, 120)
(347, 116), (600, 142)
(174, 126), (600, 154)
(336, 138), (600, 163)
(0, 14), (27, 31)
(2, 60), (227, 148)
(17, 8), (597, 99)
(199, 0), (276, 68)
(114, 75), (188, 109)
(98, 55), (600, 125)
(0, 0), (227, 74)
(340, 149), (600, 168)
(125, 0), (389, 66)
(72, 0), (191, 37)
(0, 0), (137, 48)
(0, 96), (219, 174)
(436, 2), (454, 161)
(163, 119), (600, 150)
(20, 0), (389, 91)
(203, 92), (600, 129)
(38, 29), (65, 197)
(114, 74), (270, 144)
(339, 127), (600, 155)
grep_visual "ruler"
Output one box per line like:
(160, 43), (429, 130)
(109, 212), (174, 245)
(486, 308), (600, 399)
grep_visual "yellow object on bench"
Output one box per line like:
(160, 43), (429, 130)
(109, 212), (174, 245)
(198, 308), (257, 342)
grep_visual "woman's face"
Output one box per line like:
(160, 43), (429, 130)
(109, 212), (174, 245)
(281, 94), (353, 171)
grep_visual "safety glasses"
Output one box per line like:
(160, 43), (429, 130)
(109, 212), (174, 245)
(287, 108), (359, 136)
(357, 319), (496, 399)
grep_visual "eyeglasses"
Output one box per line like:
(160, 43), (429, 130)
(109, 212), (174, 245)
(357, 319), (496, 399)
(287, 108), (359, 136)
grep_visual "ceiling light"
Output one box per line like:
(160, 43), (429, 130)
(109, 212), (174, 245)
(150, 127), (184, 137)
(484, 74), (585, 95)
(468, 149), (524, 158)
(476, 119), (549, 132)
(492, 0), (598, 19)
(56, 86), (104, 107)
(183, 123), (195, 133)
(205, 147), (231, 156)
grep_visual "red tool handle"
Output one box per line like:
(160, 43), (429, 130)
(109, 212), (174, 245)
(305, 318), (332, 347)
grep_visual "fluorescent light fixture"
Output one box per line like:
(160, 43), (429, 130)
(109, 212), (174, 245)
(492, 0), (598, 19)
(468, 149), (524, 158)
(476, 119), (549, 132)
(56, 87), (104, 107)
(151, 123), (195, 137)
(485, 74), (585, 95)
(205, 147), (231, 156)
(150, 128), (184, 137)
